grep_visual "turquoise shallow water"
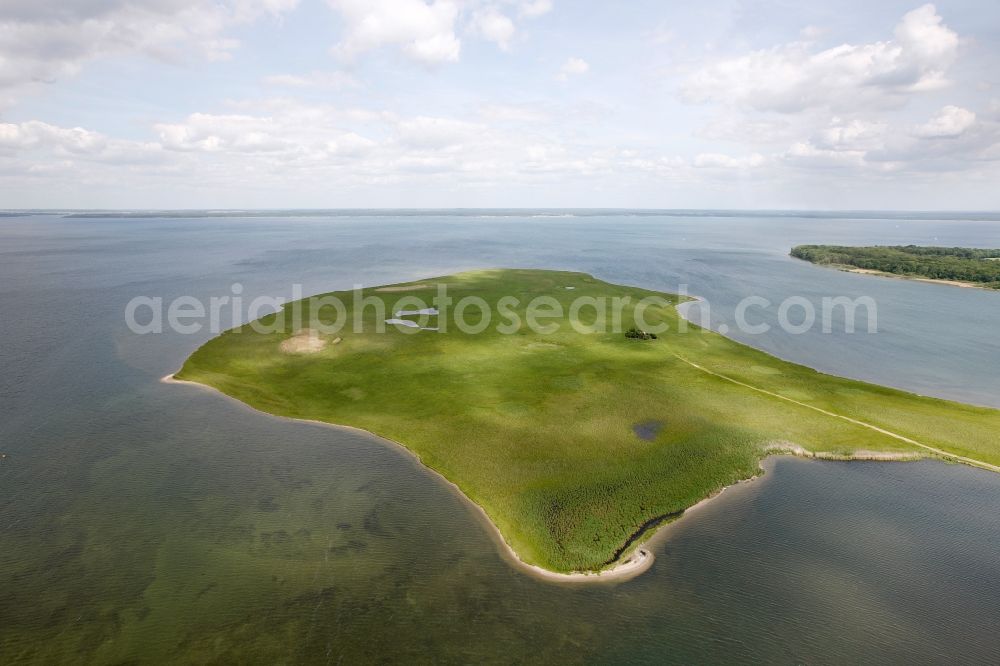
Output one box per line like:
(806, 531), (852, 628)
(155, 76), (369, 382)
(1, 211), (999, 663)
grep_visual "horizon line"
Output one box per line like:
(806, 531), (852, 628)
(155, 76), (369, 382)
(5, 207), (1000, 214)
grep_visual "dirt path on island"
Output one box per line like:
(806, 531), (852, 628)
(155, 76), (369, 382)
(672, 353), (1000, 474)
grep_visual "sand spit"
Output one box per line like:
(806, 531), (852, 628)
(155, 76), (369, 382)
(842, 267), (986, 290)
(375, 284), (432, 293)
(766, 442), (923, 462)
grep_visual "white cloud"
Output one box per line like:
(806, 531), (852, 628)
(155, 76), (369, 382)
(681, 4), (959, 113)
(697, 114), (793, 144)
(781, 105), (998, 172)
(913, 105), (976, 138)
(0, 120), (164, 165)
(519, 0), (553, 18)
(155, 114), (296, 153)
(670, 5), (999, 185)
(693, 152), (766, 169)
(262, 71), (358, 90)
(395, 116), (483, 148)
(784, 141), (867, 169)
(815, 117), (888, 151)
(477, 103), (551, 124)
(471, 7), (516, 50)
(327, 0), (462, 64)
(0, 121), (104, 153)
(326, 132), (377, 157)
(0, 99), (670, 198)
(5, 99), (999, 207)
(557, 57), (589, 81)
(326, 0), (550, 64)
(0, 0), (299, 100)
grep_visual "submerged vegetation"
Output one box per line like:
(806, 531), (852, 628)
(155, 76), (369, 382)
(177, 269), (1000, 574)
(792, 244), (1000, 288)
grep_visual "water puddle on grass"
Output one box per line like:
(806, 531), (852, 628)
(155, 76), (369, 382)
(632, 420), (665, 441)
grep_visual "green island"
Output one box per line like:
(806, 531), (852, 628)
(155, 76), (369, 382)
(792, 245), (1000, 288)
(175, 269), (1000, 575)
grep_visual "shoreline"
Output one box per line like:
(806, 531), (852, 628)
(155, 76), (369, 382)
(160, 371), (934, 584)
(792, 256), (997, 291)
(840, 265), (987, 289)
(161, 372), (655, 583)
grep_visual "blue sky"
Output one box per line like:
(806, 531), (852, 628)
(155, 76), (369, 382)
(1, 0), (998, 209)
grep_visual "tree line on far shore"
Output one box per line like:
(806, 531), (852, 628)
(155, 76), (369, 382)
(791, 245), (1000, 288)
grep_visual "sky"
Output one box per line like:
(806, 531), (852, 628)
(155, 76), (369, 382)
(1, 0), (999, 210)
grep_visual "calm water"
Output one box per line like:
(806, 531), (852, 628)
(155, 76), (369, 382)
(2, 211), (999, 663)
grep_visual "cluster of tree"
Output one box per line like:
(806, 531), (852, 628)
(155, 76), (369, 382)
(625, 327), (657, 340)
(791, 245), (1000, 288)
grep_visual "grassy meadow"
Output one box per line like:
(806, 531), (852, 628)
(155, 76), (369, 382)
(176, 269), (1000, 573)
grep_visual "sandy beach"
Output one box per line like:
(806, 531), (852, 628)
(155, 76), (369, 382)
(842, 267), (988, 290)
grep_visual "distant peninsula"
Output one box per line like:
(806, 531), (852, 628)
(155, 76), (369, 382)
(171, 270), (1000, 578)
(792, 245), (1000, 289)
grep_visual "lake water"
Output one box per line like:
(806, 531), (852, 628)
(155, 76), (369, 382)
(2, 211), (999, 663)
